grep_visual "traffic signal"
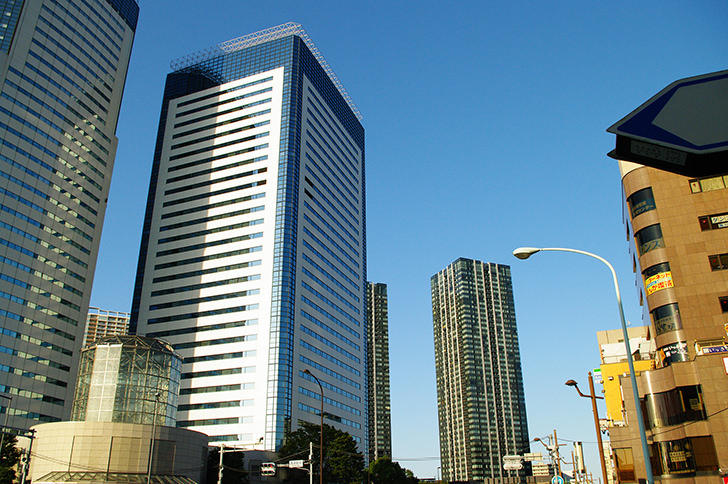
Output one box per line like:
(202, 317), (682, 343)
(261, 462), (276, 476)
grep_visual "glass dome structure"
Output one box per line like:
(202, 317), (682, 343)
(71, 335), (181, 426)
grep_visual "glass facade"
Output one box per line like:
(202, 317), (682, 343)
(71, 335), (180, 426)
(431, 258), (529, 483)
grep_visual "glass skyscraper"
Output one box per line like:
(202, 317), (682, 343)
(0, 0), (138, 428)
(366, 282), (391, 462)
(431, 258), (530, 484)
(131, 23), (367, 452)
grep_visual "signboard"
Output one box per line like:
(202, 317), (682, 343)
(645, 271), (673, 296)
(523, 452), (543, 461)
(289, 460), (305, 468)
(608, 70), (728, 177)
(503, 455), (523, 471)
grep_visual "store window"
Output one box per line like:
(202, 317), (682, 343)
(627, 187), (657, 218)
(614, 448), (635, 482)
(642, 385), (706, 429)
(650, 436), (718, 476)
(635, 224), (664, 255)
(658, 341), (689, 367)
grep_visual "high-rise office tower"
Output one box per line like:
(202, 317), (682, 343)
(131, 23), (367, 452)
(366, 282), (391, 462)
(0, 0), (138, 428)
(609, 162), (728, 483)
(83, 307), (130, 346)
(431, 258), (530, 483)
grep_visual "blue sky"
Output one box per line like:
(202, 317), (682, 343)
(90, 1), (728, 478)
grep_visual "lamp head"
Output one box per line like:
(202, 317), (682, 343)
(565, 379), (578, 387)
(513, 247), (541, 260)
(303, 369), (312, 376)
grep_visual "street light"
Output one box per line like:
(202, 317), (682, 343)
(146, 392), (161, 484)
(565, 374), (608, 484)
(513, 247), (654, 484)
(303, 369), (324, 484)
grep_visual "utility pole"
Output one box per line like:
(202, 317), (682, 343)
(553, 430), (561, 478)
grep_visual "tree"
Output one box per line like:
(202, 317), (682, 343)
(367, 456), (418, 484)
(206, 447), (250, 484)
(277, 422), (364, 484)
(0, 435), (20, 484)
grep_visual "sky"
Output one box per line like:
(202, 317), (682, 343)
(89, 1), (728, 479)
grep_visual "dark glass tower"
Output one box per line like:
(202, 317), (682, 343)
(367, 282), (391, 462)
(431, 258), (530, 483)
(0, 0), (138, 428)
(131, 23), (367, 452)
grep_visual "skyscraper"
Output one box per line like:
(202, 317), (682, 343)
(0, 0), (138, 428)
(131, 23), (367, 452)
(608, 161), (728, 483)
(431, 258), (530, 483)
(366, 282), (391, 462)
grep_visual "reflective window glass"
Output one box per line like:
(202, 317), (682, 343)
(627, 187), (657, 218)
(635, 224), (664, 255)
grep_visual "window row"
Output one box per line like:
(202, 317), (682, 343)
(148, 319), (257, 338)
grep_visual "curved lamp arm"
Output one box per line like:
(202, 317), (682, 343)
(513, 246), (654, 484)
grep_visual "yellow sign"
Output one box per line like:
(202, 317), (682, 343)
(645, 271), (673, 295)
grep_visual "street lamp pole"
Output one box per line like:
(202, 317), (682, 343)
(146, 392), (161, 484)
(513, 247), (654, 484)
(565, 374), (609, 484)
(303, 369), (324, 484)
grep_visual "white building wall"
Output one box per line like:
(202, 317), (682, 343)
(135, 67), (284, 444)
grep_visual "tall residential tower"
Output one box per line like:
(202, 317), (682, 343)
(131, 23), (367, 452)
(366, 282), (391, 462)
(431, 258), (530, 484)
(0, 0), (138, 428)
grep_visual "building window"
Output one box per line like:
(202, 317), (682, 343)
(614, 448), (635, 482)
(708, 253), (728, 271)
(627, 187), (657, 218)
(651, 303), (682, 336)
(720, 297), (728, 313)
(635, 224), (664, 255)
(641, 385), (706, 429)
(699, 212), (728, 231)
(689, 175), (728, 193)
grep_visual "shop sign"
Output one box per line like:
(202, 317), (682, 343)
(645, 271), (673, 295)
